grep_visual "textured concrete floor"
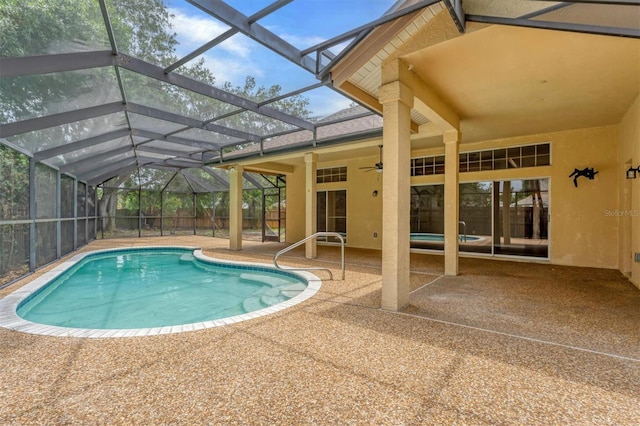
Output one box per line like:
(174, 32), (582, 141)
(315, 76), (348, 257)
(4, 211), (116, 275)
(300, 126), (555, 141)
(1, 236), (638, 424)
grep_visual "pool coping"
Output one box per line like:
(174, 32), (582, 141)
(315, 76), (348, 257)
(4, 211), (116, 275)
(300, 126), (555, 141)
(0, 246), (322, 338)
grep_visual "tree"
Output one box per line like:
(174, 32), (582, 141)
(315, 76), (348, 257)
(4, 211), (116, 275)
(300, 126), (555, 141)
(2, 0), (308, 238)
(0, 145), (30, 279)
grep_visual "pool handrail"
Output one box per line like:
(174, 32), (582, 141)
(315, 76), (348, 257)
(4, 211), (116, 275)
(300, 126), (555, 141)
(273, 232), (345, 280)
(459, 221), (467, 242)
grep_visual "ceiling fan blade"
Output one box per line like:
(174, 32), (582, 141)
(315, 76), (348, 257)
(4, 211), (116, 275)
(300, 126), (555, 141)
(360, 145), (384, 172)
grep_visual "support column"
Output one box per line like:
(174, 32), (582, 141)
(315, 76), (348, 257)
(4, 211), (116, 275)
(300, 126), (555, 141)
(304, 153), (317, 259)
(29, 158), (36, 272)
(443, 130), (460, 276)
(229, 165), (243, 251)
(379, 80), (413, 311)
(502, 180), (512, 245)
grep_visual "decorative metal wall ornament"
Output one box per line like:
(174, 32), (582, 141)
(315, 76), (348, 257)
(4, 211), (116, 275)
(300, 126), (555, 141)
(569, 167), (598, 187)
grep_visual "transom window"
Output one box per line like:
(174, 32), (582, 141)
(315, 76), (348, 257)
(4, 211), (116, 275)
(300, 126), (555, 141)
(410, 143), (551, 176)
(317, 166), (347, 183)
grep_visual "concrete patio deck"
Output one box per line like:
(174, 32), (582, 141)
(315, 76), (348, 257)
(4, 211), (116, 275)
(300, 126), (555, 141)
(1, 236), (638, 424)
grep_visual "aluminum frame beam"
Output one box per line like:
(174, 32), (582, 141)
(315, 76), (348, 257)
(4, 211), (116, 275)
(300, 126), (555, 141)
(132, 128), (223, 151)
(135, 144), (205, 159)
(0, 102), (125, 138)
(34, 128), (131, 161)
(87, 157), (138, 186)
(60, 146), (133, 174)
(202, 166), (231, 186)
(466, 14), (640, 38)
(118, 54), (314, 131)
(300, 0), (441, 57)
(0, 51), (115, 78)
(165, 0), (294, 74)
(242, 172), (265, 190)
(126, 103), (259, 143)
(187, 0), (316, 72)
(529, 0), (639, 4)
(136, 155), (202, 169)
(181, 169), (221, 193)
(443, 0), (465, 33)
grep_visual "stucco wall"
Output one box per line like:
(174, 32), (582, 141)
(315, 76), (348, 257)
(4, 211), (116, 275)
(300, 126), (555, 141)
(284, 164), (306, 244)
(409, 126), (620, 269)
(283, 124), (630, 272)
(618, 94), (640, 289)
(315, 155), (383, 250)
(550, 126), (619, 269)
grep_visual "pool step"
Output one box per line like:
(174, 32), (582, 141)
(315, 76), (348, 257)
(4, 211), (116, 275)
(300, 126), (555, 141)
(280, 283), (306, 298)
(242, 296), (267, 312)
(258, 287), (283, 306)
(179, 253), (195, 263)
(239, 273), (289, 287)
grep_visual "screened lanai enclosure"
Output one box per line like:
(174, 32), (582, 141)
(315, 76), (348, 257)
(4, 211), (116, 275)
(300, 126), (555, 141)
(4, 0), (636, 287)
(0, 0), (405, 287)
(0, 0), (393, 287)
(0, 144), (288, 286)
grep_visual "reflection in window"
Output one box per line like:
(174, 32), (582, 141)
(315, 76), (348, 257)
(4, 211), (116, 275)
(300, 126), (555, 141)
(494, 179), (548, 258)
(317, 190), (346, 243)
(412, 143), (551, 176)
(410, 179), (549, 258)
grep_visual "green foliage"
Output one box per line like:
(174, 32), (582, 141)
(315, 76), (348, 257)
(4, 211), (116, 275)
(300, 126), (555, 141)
(0, 145), (29, 220)
(0, 0), (107, 56)
(1, 0), (312, 178)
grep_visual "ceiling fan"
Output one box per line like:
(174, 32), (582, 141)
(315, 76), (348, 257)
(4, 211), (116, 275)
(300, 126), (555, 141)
(360, 145), (383, 173)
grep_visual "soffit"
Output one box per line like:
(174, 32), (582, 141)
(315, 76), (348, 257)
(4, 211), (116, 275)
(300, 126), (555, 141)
(335, 1), (640, 144)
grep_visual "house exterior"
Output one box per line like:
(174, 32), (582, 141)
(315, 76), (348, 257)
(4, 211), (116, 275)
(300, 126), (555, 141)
(216, 1), (640, 308)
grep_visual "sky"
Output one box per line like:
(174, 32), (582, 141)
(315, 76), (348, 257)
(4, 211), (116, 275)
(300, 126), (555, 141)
(164, 0), (398, 118)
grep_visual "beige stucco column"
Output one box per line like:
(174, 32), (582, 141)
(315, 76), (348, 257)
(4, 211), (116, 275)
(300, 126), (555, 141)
(304, 153), (317, 259)
(443, 130), (460, 276)
(379, 80), (413, 311)
(502, 180), (512, 245)
(229, 165), (243, 251)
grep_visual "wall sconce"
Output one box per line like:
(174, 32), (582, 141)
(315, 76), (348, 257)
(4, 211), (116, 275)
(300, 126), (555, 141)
(372, 190), (378, 197)
(626, 166), (639, 179)
(229, 166), (236, 173)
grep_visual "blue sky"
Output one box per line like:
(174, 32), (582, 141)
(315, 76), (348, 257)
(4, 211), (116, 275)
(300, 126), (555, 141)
(164, 0), (398, 117)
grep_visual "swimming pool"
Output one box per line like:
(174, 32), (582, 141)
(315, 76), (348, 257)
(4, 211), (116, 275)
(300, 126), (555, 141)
(410, 233), (482, 242)
(0, 247), (321, 338)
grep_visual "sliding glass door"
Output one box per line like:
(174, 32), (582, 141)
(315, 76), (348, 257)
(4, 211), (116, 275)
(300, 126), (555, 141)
(317, 190), (346, 243)
(493, 179), (548, 257)
(459, 182), (493, 254)
(410, 178), (549, 258)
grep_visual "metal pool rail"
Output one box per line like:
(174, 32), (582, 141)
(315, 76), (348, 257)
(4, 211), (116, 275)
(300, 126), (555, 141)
(274, 232), (345, 280)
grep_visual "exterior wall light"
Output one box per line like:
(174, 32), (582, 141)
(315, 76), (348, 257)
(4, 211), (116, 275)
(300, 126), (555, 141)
(626, 166), (639, 179)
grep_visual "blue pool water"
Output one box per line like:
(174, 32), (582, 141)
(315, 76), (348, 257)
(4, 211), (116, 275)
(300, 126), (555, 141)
(410, 233), (481, 242)
(16, 248), (308, 330)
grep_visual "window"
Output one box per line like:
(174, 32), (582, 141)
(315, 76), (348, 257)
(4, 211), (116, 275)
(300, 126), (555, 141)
(317, 190), (346, 243)
(317, 166), (347, 183)
(412, 143), (551, 176)
(410, 156), (444, 176)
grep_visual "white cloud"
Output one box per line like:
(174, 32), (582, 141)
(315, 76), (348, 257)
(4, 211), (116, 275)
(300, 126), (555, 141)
(200, 54), (264, 87)
(276, 33), (326, 50)
(168, 8), (252, 58)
